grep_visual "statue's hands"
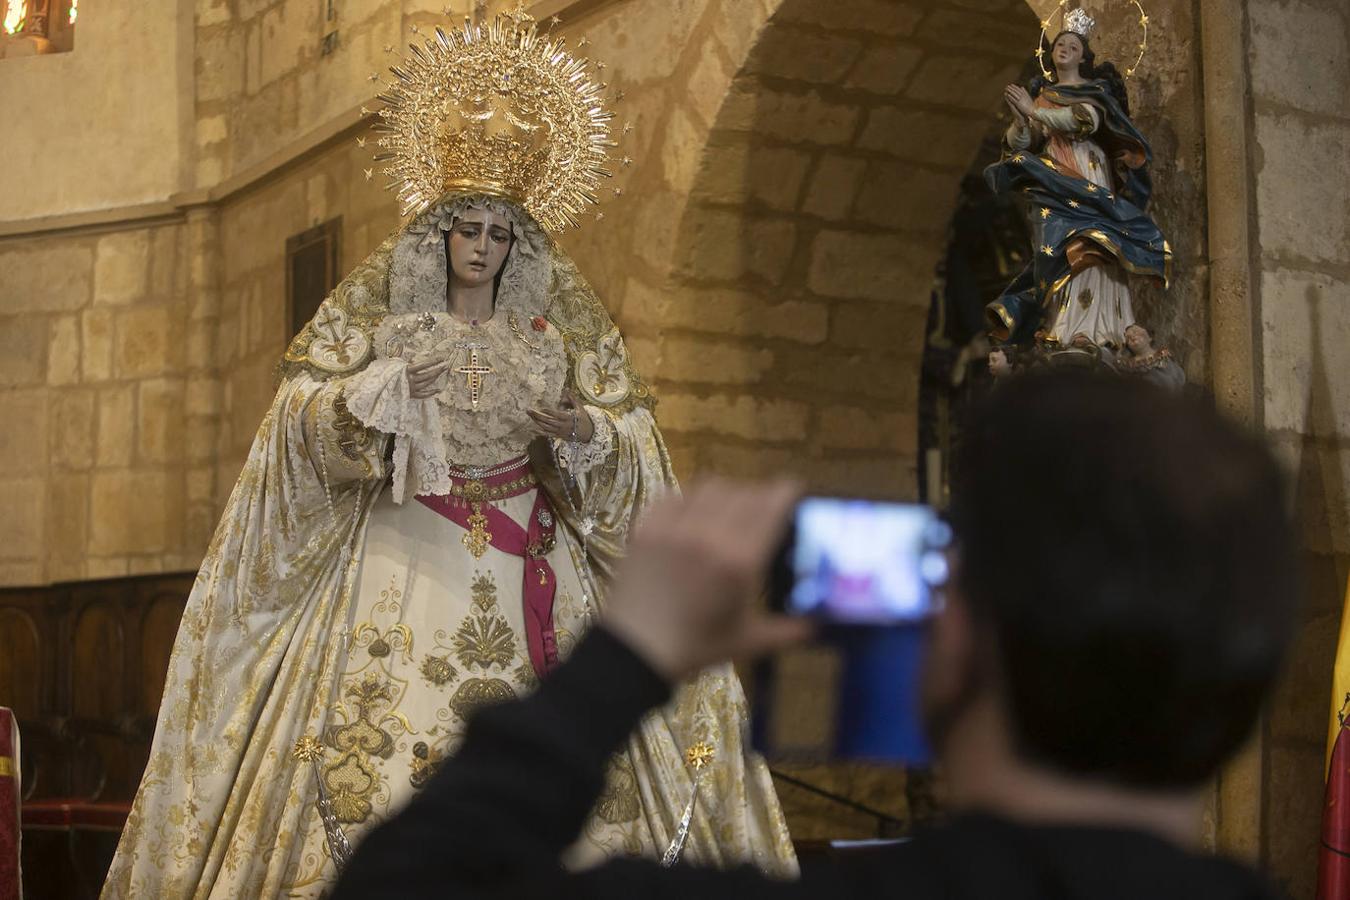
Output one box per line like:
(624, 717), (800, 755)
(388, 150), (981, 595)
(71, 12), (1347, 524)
(528, 394), (595, 443)
(407, 358), (449, 400)
(1004, 84), (1035, 120)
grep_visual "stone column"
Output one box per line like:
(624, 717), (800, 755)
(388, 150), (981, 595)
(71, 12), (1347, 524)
(1199, 0), (1262, 863)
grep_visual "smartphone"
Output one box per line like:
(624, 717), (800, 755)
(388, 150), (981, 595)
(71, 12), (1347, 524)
(752, 498), (951, 765)
(768, 497), (952, 624)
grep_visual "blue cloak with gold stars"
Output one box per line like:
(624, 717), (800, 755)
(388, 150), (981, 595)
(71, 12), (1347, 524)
(984, 80), (1172, 343)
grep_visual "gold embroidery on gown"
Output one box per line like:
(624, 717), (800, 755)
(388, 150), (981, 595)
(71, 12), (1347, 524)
(102, 196), (798, 898)
(105, 14), (794, 894)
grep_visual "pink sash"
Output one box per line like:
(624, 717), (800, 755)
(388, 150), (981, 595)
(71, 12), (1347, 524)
(416, 458), (561, 679)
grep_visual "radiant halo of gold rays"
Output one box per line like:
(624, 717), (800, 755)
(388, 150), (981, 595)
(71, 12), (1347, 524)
(366, 9), (617, 231)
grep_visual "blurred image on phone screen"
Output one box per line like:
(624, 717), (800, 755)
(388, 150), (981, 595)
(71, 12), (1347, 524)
(785, 498), (951, 625)
(753, 498), (951, 765)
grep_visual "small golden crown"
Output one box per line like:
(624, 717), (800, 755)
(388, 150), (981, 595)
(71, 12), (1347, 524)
(368, 10), (616, 231)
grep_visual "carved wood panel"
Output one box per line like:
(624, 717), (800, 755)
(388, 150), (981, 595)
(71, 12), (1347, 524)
(0, 574), (190, 898)
(0, 573), (190, 803)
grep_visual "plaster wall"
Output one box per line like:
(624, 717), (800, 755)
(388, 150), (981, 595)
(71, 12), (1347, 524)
(0, 0), (188, 220)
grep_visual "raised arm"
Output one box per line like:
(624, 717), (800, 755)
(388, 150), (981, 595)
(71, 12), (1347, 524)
(331, 482), (820, 900)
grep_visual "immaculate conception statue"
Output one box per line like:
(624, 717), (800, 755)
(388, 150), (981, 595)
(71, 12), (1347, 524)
(985, 5), (1170, 350)
(103, 11), (795, 897)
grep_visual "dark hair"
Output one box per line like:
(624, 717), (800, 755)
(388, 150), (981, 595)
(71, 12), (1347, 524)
(949, 372), (1297, 788)
(1035, 30), (1131, 117)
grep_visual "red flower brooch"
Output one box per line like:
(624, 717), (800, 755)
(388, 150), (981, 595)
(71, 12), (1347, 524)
(530, 316), (548, 332)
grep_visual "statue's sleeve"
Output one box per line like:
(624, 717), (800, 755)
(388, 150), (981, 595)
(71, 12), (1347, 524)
(1032, 101), (1099, 138)
(558, 400), (677, 586)
(1005, 119), (1035, 150)
(540, 322), (677, 586)
(338, 358), (450, 502)
(553, 404), (616, 475)
(104, 367), (394, 894)
(290, 371), (392, 487)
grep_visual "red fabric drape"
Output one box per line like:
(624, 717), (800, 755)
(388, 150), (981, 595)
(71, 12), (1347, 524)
(0, 708), (19, 900)
(1319, 724), (1350, 898)
(415, 457), (562, 681)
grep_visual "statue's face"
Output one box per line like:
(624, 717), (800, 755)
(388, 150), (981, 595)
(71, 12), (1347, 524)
(1053, 34), (1084, 71)
(1124, 325), (1150, 353)
(446, 208), (513, 287)
(988, 349), (1011, 377)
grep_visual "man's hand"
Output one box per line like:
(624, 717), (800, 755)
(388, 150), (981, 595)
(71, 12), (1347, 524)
(601, 479), (813, 683)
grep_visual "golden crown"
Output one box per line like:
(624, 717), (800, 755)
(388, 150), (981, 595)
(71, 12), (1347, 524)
(366, 9), (617, 231)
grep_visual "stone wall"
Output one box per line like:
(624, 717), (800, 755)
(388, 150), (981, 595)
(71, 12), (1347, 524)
(212, 142), (399, 492)
(0, 0), (1347, 879)
(0, 221), (208, 583)
(610, 0), (1035, 497)
(194, 0), (477, 187)
(1249, 0), (1350, 895)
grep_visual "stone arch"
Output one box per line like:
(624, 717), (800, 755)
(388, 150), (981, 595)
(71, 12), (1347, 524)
(617, 0), (1038, 497)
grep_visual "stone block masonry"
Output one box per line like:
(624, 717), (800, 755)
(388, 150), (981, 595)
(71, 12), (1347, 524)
(1250, 0), (1350, 892)
(0, 224), (199, 584)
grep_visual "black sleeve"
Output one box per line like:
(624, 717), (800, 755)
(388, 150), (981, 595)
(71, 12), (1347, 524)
(330, 627), (821, 900)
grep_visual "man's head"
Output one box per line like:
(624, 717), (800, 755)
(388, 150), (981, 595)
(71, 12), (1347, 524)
(927, 372), (1297, 790)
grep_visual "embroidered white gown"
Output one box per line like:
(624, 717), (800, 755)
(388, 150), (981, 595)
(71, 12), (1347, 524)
(102, 196), (797, 898)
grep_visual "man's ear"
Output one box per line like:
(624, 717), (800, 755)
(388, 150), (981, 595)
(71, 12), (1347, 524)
(925, 583), (976, 702)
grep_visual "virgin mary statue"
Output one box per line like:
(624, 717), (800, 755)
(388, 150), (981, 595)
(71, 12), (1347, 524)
(985, 8), (1171, 348)
(103, 13), (796, 898)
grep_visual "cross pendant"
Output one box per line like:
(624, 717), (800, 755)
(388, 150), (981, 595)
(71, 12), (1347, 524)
(455, 346), (494, 411)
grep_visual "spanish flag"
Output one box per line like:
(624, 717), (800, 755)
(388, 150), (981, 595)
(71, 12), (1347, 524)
(1318, 577), (1350, 898)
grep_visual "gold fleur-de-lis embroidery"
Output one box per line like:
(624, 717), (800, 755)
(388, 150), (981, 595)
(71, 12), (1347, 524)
(470, 572), (499, 613)
(453, 615), (517, 670)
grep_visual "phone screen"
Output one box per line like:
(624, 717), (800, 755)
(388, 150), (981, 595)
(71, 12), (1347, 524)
(777, 498), (951, 625)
